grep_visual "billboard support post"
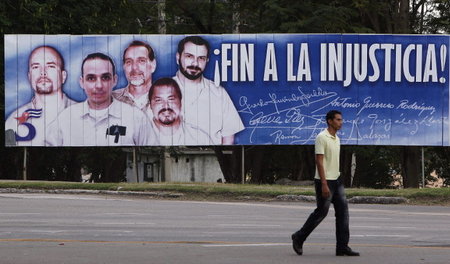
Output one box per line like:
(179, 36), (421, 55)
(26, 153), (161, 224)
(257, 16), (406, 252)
(133, 147), (139, 183)
(163, 148), (171, 182)
(241, 146), (245, 184)
(23, 147), (27, 181)
(421, 147), (425, 188)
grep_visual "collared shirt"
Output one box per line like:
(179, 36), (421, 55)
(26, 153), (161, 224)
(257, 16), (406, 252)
(173, 73), (244, 145)
(314, 129), (341, 180)
(149, 119), (213, 146)
(5, 94), (75, 146)
(45, 99), (152, 146)
(112, 85), (149, 111)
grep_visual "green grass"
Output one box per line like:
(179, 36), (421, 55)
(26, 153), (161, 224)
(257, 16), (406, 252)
(1, 180), (449, 204)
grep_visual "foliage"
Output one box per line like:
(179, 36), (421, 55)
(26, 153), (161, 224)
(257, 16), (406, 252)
(425, 147), (450, 186)
(352, 146), (398, 188)
(411, 0), (450, 33)
(0, 0), (155, 34)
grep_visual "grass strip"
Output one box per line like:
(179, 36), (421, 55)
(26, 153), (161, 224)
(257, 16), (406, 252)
(1, 180), (449, 201)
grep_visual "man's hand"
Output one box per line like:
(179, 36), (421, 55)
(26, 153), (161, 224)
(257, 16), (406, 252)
(316, 154), (330, 198)
(321, 182), (330, 198)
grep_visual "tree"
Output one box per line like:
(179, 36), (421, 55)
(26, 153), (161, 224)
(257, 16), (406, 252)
(352, 146), (398, 188)
(425, 147), (450, 186)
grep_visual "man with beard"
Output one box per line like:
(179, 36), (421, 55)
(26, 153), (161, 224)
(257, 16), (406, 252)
(173, 36), (244, 145)
(46, 53), (152, 146)
(113, 40), (157, 111)
(148, 78), (212, 145)
(5, 45), (76, 146)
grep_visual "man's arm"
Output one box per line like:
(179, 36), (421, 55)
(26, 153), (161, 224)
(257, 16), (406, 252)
(222, 135), (235, 145)
(315, 154), (330, 198)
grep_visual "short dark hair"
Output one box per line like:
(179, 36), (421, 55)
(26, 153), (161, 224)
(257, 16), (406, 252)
(326, 110), (342, 124)
(123, 40), (155, 63)
(177, 36), (210, 57)
(29, 45), (65, 71)
(148, 78), (182, 103)
(81, 52), (116, 76)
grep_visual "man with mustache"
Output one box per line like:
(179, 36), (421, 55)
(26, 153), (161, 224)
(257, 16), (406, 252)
(148, 78), (212, 145)
(46, 53), (152, 146)
(113, 40), (156, 111)
(173, 36), (244, 145)
(5, 45), (75, 146)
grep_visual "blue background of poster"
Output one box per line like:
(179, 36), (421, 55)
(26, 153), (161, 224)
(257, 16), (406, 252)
(4, 34), (450, 146)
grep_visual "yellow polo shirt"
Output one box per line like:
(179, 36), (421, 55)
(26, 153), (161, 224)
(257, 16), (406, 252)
(314, 129), (340, 180)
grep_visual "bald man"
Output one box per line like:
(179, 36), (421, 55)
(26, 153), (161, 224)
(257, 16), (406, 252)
(5, 45), (75, 146)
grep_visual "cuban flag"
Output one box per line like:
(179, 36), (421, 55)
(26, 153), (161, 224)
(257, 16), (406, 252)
(15, 108), (42, 124)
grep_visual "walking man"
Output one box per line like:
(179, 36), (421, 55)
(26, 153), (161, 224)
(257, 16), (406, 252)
(291, 110), (360, 256)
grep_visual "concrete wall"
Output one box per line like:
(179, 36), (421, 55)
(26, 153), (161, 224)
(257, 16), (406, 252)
(126, 154), (161, 183)
(170, 155), (224, 183)
(125, 152), (224, 183)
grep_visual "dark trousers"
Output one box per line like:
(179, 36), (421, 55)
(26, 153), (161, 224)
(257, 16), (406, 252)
(293, 178), (350, 250)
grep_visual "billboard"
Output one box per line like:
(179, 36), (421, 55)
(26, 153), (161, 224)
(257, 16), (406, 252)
(4, 34), (450, 146)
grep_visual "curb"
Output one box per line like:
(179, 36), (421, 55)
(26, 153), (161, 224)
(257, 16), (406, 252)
(275, 195), (316, 202)
(348, 196), (409, 204)
(275, 194), (409, 204)
(0, 188), (409, 204)
(0, 188), (184, 198)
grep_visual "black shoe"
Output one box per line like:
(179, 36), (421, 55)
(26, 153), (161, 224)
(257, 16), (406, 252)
(336, 246), (360, 256)
(291, 234), (304, 255)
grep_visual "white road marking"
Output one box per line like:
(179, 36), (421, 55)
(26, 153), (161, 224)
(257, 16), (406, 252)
(100, 222), (156, 225)
(353, 234), (411, 238)
(179, 200), (450, 217)
(102, 213), (154, 216)
(0, 194), (133, 202)
(202, 231), (255, 235)
(217, 224), (281, 227)
(0, 213), (42, 215)
(353, 225), (415, 229)
(207, 215), (269, 218)
(4, 194), (450, 217)
(28, 230), (67, 234)
(351, 216), (392, 220)
(203, 243), (290, 247)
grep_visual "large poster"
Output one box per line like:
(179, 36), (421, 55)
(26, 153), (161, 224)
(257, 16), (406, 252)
(4, 34), (450, 146)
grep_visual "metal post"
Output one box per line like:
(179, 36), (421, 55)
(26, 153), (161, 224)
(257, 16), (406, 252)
(133, 148), (139, 183)
(163, 148), (171, 182)
(23, 147), (27, 181)
(350, 152), (356, 187)
(421, 147), (425, 188)
(241, 146), (245, 184)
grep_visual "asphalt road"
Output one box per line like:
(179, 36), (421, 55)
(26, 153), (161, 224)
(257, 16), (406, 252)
(1, 193), (449, 264)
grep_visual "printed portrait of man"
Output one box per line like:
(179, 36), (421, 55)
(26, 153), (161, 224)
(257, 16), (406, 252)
(173, 36), (244, 145)
(113, 40), (157, 111)
(5, 45), (76, 146)
(45, 52), (152, 146)
(148, 78), (212, 145)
